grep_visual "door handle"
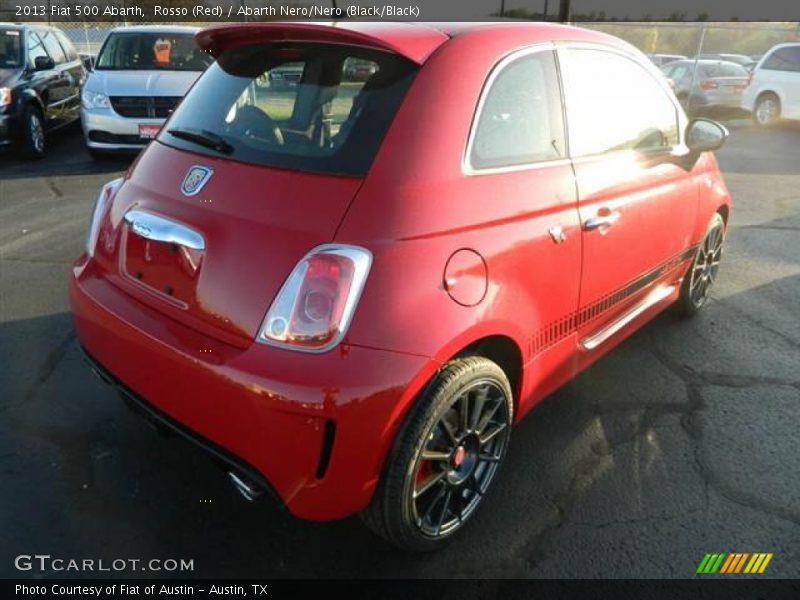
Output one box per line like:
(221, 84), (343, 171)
(584, 210), (621, 231)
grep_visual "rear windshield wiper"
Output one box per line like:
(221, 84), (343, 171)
(167, 127), (234, 155)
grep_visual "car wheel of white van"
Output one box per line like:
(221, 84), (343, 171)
(22, 105), (46, 159)
(676, 213), (725, 317)
(754, 93), (780, 127)
(361, 356), (513, 552)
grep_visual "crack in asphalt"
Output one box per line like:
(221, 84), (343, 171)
(464, 295), (800, 577)
(739, 224), (800, 232)
(709, 295), (800, 354)
(0, 257), (74, 265)
(44, 178), (64, 199)
(19, 331), (76, 405)
(647, 327), (800, 529)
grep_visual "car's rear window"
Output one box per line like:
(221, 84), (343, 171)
(702, 63), (747, 77)
(158, 43), (418, 177)
(0, 30), (22, 68)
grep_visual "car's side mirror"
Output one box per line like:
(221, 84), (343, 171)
(34, 56), (55, 71)
(686, 118), (728, 153)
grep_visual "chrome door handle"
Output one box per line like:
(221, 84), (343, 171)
(584, 210), (621, 231)
(124, 210), (205, 250)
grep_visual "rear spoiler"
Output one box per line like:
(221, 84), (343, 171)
(195, 22), (449, 65)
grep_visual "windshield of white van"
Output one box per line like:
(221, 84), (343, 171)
(158, 43), (417, 176)
(96, 32), (211, 71)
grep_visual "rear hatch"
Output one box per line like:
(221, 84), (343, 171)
(701, 62), (750, 95)
(92, 29), (429, 346)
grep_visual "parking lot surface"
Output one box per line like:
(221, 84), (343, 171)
(1, 120), (799, 578)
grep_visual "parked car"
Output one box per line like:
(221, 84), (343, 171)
(645, 53), (687, 67)
(80, 25), (212, 157)
(70, 22), (731, 551)
(78, 51), (96, 71)
(344, 57), (379, 81)
(696, 53), (750, 65)
(741, 43), (800, 127)
(661, 59), (749, 112)
(0, 23), (85, 158)
(267, 62), (304, 88)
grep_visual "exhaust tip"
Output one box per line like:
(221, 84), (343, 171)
(227, 471), (264, 502)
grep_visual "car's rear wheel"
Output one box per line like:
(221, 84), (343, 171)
(676, 213), (725, 317)
(754, 93), (780, 127)
(362, 356), (513, 552)
(21, 105), (46, 159)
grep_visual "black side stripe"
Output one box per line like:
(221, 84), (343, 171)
(527, 245), (697, 358)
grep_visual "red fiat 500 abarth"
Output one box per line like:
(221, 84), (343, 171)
(70, 22), (731, 551)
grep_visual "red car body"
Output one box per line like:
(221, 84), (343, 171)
(70, 22), (731, 523)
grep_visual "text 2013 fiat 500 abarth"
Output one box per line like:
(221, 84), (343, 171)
(70, 22), (732, 551)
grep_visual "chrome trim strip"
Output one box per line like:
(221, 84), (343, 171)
(123, 210), (205, 251)
(579, 284), (676, 351)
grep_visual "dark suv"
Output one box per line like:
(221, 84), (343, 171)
(1, 23), (85, 158)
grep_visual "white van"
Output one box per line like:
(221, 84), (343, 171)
(742, 43), (800, 126)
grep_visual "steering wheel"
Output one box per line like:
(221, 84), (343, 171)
(230, 105), (284, 146)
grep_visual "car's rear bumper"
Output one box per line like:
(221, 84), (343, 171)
(69, 257), (438, 520)
(689, 92), (745, 109)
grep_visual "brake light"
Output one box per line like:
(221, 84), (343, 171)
(699, 80), (719, 90)
(745, 72), (753, 87)
(257, 245), (372, 352)
(86, 178), (123, 258)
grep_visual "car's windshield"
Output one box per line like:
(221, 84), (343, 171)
(703, 63), (748, 77)
(158, 43), (417, 176)
(96, 32), (211, 71)
(0, 29), (22, 68)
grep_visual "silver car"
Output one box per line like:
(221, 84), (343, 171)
(661, 59), (749, 112)
(81, 25), (212, 156)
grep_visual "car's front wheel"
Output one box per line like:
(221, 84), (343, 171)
(362, 356), (513, 551)
(21, 105), (46, 159)
(676, 213), (725, 316)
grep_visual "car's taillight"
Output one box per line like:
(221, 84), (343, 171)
(86, 178), (123, 258)
(745, 72), (753, 87)
(699, 79), (719, 90)
(257, 245), (372, 352)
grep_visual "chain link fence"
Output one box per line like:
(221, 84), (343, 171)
(6, 2), (800, 110)
(40, 21), (800, 61)
(582, 21), (800, 59)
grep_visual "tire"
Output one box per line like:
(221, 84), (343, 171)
(21, 105), (46, 159)
(675, 213), (725, 317)
(361, 356), (514, 552)
(753, 93), (780, 128)
(88, 148), (108, 161)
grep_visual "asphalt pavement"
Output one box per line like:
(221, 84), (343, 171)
(0, 119), (798, 578)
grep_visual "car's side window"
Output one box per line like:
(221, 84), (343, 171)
(469, 49), (565, 170)
(26, 31), (49, 68)
(762, 47), (800, 72)
(39, 29), (66, 65)
(559, 47), (679, 158)
(671, 64), (690, 80)
(54, 30), (79, 62)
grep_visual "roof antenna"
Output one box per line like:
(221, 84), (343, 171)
(331, 0), (346, 19)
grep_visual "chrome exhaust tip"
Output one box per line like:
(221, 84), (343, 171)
(227, 471), (264, 502)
